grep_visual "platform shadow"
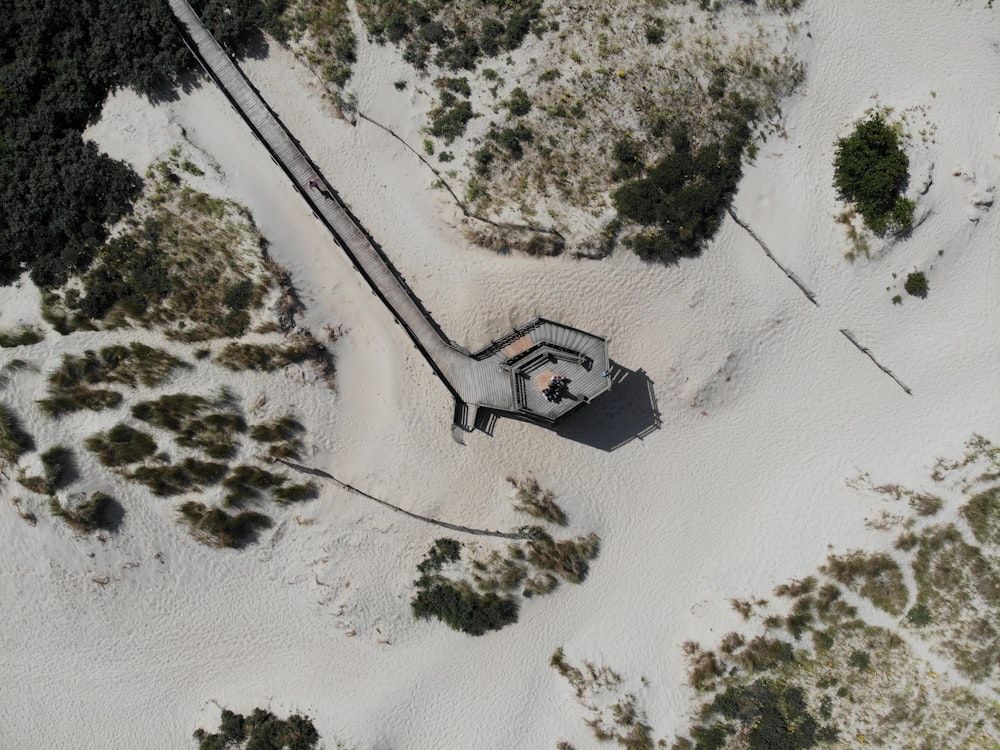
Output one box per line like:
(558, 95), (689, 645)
(552, 361), (661, 451)
(480, 360), (661, 451)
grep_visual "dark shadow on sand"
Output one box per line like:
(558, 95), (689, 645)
(480, 360), (661, 451)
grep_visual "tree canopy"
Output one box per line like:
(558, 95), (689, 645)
(0, 0), (286, 288)
(833, 114), (913, 235)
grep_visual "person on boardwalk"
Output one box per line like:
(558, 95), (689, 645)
(308, 178), (319, 190)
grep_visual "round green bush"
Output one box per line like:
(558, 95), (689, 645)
(833, 114), (913, 235)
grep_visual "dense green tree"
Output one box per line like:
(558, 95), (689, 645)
(0, 0), (285, 289)
(833, 114), (913, 235)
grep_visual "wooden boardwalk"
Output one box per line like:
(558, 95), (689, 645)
(168, 0), (609, 430)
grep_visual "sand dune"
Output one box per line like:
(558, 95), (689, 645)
(1, 1), (998, 747)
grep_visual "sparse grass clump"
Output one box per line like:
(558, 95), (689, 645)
(412, 479), (600, 635)
(820, 551), (909, 616)
(214, 341), (312, 372)
(40, 343), (189, 417)
(273, 481), (318, 504)
(177, 501), (272, 548)
(222, 464), (287, 506)
(132, 392), (247, 460)
(49, 492), (119, 533)
(0, 403), (34, 462)
(46, 157), (274, 340)
(85, 424), (157, 467)
(525, 530), (600, 584)
(250, 414), (304, 460)
(18, 446), (73, 495)
(508, 475), (567, 526)
(249, 414), (303, 442)
(0, 324), (44, 348)
(962, 484), (1000, 545)
(37, 387), (123, 418)
(128, 458), (228, 496)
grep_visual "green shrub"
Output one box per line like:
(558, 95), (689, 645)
(0, 403), (34, 462)
(904, 270), (928, 298)
(412, 578), (519, 635)
(177, 501), (272, 549)
(833, 114), (913, 235)
(611, 137), (644, 181)
(906, 603), (932, 627)
(0, 324), (44, 348)
(85, 424), (157, 467)
(614, 111), (754, 263)
(194, 707), (319, 750)
(49, 492), (119, 533)
(430, 100), (476, 143)
(417, 538), (463, 574)
(849, 650), (871, 670)
(506, 86), (531, 117)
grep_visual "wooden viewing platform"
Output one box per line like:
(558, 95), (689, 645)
(168, 0), (611, 432)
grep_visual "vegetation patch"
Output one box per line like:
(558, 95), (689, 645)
(904, 270), (929, 298)
(85, 424), (157, 467)
(508, 475), (567, 526)
(820, 551), (909, 616)
(178, 501), (273, 549)
(128, 459), (229, 496)
(132, 392), (247, 460)
(249, 414), (305, 461)
(193, 706), (319, 750)
(833, 113), (914, 236)
(284, 0), (356, 90)
(37, 387), (123, 418)
(962, 484), (1000, 545)
(553, 436), (1000, 749)
(0, 403), (34, 463)
(550, 648), (655, 750)
(0, 0), (285, 289)
(43, 156), (275, 341)
(614, 104), (755, 264)
(222, 464), (288, 506)
(18, 446), (74, 495)
(357, 1), (804, 259)
(0, 324), (44, 348)
(411, 478), (599, 635)
(46, 343), (188, 391)
(214, 338), (315, 372)
(49, 492), (119, 534)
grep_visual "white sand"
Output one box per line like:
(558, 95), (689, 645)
(2, 2), (999, 747)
